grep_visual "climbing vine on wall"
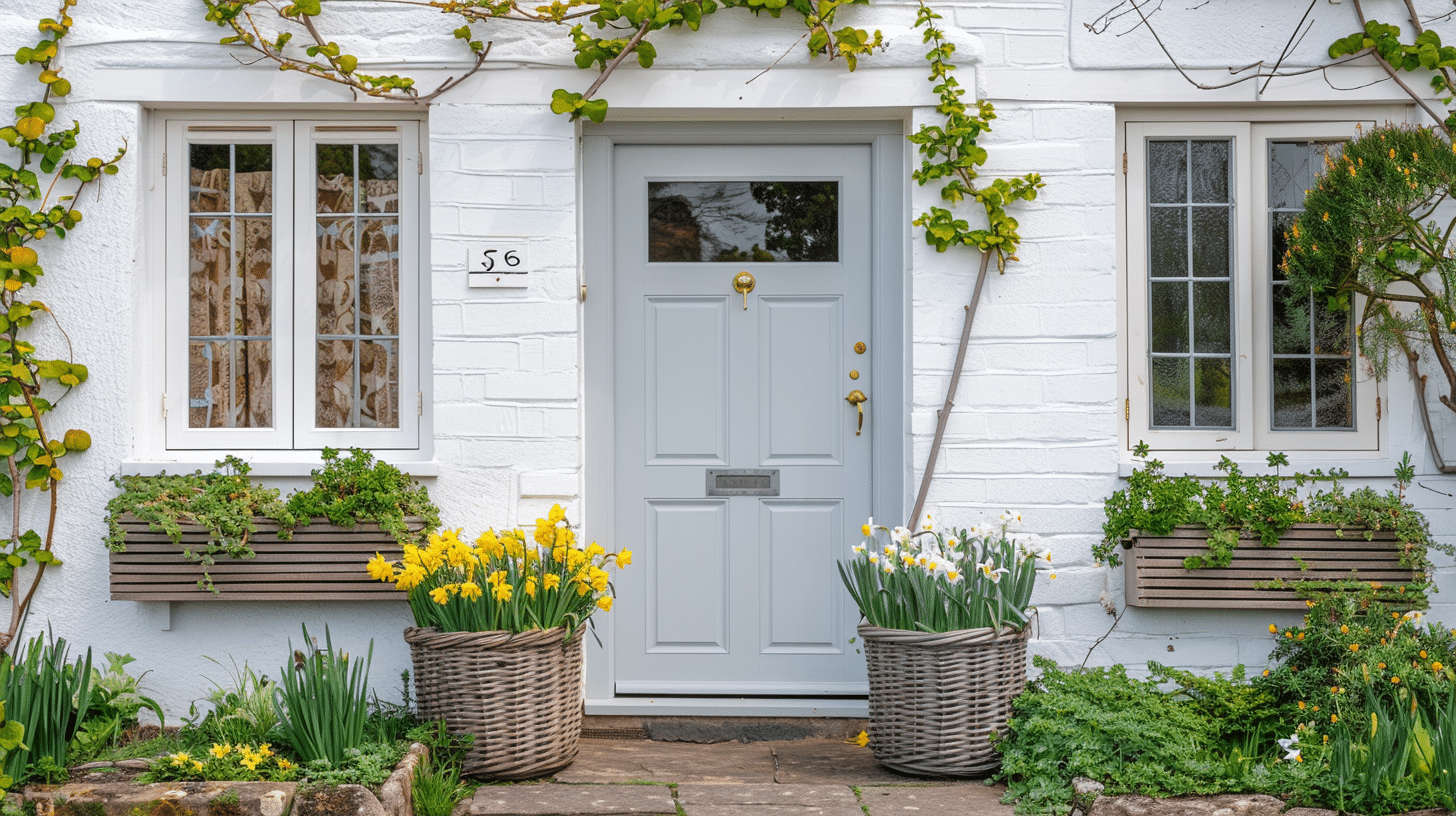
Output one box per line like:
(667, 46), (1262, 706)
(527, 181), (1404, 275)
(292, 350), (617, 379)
(908, 2), (1042, 269)
(0, 0), (124, 651)
(201, 0), (883, 121)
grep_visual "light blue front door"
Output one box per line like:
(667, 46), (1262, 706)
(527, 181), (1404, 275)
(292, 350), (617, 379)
(611, 145), (874, 696)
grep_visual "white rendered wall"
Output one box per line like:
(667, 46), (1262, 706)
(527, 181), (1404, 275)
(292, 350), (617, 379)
(0, 0), (1450, 719)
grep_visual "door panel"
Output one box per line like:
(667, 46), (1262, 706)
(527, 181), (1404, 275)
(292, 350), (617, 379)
(761, 296), (843, 464)
(614, 144), (872, 696)
(646, 500), (729, 652)
(646, 297), (728, 464)
(761, 500), (844, 652)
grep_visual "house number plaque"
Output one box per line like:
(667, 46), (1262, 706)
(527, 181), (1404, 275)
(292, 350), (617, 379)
(467, 241), (531, 288)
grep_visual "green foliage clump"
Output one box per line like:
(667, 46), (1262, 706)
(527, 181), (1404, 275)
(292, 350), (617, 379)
(273, 625), (373, 766)
(995, 656), (1309, 815)
(68, 652), (165, 763)
(105, 456), (295, 561)
(184, 657), (280, 748)
(0, 633), (92, 786)
(1280, 123), (1456, 393)
(411, 722), (475, 816)
(1097, 446), (1446, 599)
(284, 447), (439, 547)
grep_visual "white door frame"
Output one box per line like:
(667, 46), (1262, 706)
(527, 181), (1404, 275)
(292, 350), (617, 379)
(581, 120), (909, 717)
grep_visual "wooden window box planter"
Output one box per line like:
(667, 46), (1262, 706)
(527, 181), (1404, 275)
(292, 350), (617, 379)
(1124, 524), (1417, 610)
(109, 516), (421, 602)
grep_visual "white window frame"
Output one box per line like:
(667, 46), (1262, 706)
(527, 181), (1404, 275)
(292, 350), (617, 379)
(161, 115), (422, 452)
(1122, 111), (1392, 453)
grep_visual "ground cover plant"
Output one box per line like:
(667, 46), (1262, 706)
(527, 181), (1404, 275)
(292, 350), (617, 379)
(995, 583), (1456, 815)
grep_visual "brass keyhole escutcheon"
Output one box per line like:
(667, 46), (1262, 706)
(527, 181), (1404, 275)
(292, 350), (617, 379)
(854, 342), (867, 354)
(733, 271), (756, 310)
(845, 389), (868, 436)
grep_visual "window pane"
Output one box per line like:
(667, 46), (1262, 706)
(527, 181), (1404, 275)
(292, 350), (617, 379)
(1148, 141), (1187, 204)
(1268, 140), (1352, 433)
(1193, 358), (1233, 428)
(1191, 207), (1230, 277)
(316, 143), (402, 430)
(1148, 207), (1187, 277)
(1192, 281), (1230, 354)
(317, 144), (356, 214)
(189, 144), (231, 213)
(647, 181), (839, 262)
(234, 145), (273, 214)
(1272, 359), (1313, 429)
(360, 145), (400, 214)
(188, 142), (274, 430)
(1190, 140), (1230, 203)
(188, 340), (272, 428)
(1315, 359), (1353, 428)
(1150, 281), (1189, 353)
(1151, 358), (1190, 427)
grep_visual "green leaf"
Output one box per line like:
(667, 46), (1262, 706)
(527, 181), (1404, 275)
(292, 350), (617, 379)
(580, 98), (609, 124)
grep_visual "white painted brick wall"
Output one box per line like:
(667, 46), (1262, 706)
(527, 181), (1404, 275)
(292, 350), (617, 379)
(0, 0), (1448, 716)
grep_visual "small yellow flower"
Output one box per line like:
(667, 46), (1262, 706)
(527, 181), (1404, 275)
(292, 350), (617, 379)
(366, 553), (395, 582)
(1296, 632), (1305, 641)
(277, 759), (296, 772)
(1378, 662), (1386, 669)
(1349, 643), (1359, 652)
(617, 549), (633, 567)
(1340, 625), (1349, 634)
(1298, 701), (1306, 710)
(1434, 661), (1444, 672)
(1421, 650), (1428, 659)
(1331, 714), (1338, 724)
(192, 760), (205, 772)
(596, 595), (613, 612)
(851, 730), (869, 747)
(861, 524), (871, 537)
(209, 743), (232, 759)
(1262, 669), (1269, 677)
(1269, 624), (1278, 634)
(170, 752), (192, 767)
(1392, 676), (1401, 684)
(1285, 631), (1293, 639)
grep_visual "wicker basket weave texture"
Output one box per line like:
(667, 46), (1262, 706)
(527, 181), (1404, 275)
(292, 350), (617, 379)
(859, 623), (1029, 778)
(404, 626), (584, 780)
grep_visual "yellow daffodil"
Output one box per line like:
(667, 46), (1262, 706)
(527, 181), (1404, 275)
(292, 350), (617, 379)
(493, 582), (514, 602)
(617, 549), (633, 567)
(460, 581), (483, 601)
(429, 586), (453, 606)
(596, 595), (614, 611)
(543, 573), (562, 591)
(366, 553), (395, 582)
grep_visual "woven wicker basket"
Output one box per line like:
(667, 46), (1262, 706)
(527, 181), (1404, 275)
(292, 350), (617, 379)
(404, 626), (584, 779)
(859, 622), (1029, 777)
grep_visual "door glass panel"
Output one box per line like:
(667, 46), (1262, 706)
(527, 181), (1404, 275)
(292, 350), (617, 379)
(647, 181), (839, 262)
(188, 143), (274, 429)
(316, 143), (401, 429)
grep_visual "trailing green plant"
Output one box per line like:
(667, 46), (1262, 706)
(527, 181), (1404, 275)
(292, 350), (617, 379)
(0, 0), (125, 653)
(198, 0), (882, 121)
(273, 624), (373, 766)
(184, 657), (280, 748)
(293, 742), (406, 788)
(105, 456), (295, 563)
(68, 652), (164, 762)
(0, 633), (93, 784)
(838, 515), (1047, 633)
(1098, 445), (1447, 592)
(284, 447), (438, 547)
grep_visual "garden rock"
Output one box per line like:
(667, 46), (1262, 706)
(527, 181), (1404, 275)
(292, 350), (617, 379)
(1087, 793), (1286, 816)
(26, 781), (299, 816)
(294, 784), (387, 816)
(380, 742), (428, 816)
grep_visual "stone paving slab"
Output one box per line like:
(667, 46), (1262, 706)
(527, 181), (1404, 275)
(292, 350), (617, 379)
(556, 739), (776, 784)
(467, 783), (676, 816)
(860, 784), (1014, 816)
(1088, 793), (1287, 816)
(676, 782), (858, 806)
(767, 741), (910, 784)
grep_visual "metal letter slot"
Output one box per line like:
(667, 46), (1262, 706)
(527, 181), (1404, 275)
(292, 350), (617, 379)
(706, 469), (780, 497)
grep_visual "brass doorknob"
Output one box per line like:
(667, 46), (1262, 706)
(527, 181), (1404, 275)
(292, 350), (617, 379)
(845, 390), (867, 436)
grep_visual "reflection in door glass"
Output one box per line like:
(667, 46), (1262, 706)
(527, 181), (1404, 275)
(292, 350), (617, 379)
(648, 181), (839, 262)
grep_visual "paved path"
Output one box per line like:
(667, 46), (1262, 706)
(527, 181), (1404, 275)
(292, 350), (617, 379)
(465, 738), (1016, 815)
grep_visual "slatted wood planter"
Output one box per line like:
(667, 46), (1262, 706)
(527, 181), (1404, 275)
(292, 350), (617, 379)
(109, 516), (420, 602)
(1124, 524), (1416, 610)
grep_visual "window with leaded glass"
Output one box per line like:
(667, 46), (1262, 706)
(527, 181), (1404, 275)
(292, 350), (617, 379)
(163, 119), (422, 451)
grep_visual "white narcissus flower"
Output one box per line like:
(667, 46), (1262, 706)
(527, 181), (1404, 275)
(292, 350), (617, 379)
(891, 526), (911, 545)
(977, 561), (1009, 583)
(1277, 734), (1300, 762)
(852, 544), (866, 554)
